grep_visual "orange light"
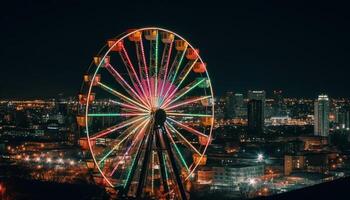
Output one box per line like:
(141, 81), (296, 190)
(193, 62), (206, 73)
(175, 40), (188, 51)
(128, 30), (142, 42)
(186, 48), (199, 60)
(107, 40), (124, 52)
(93, 56), (102, 66)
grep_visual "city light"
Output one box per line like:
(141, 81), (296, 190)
(0, 18), (350, 200)
(257, 154), (264, 162)
(248, 178), (256, 185)
(57, 158), (64, 164)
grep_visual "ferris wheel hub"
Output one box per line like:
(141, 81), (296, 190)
(154, 109), (167, 127)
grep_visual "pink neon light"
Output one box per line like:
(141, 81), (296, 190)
(105, 64), (149, 108)
(121, 46), (150, 106)
(109, 121), (147, 176)
(159, 42), (173, 101)
(167, 117), (208, 138)
(90, 117), (145, 140)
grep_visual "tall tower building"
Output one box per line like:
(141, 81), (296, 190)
(247, 99), (263, 135)
(335, 106), (350, 130)
(272, 90), (284, 117)
(314, 95), (330, 137)
(248, 90), (266, 119)
(233, 93), (245, 118)
(224, 92), (235, 119)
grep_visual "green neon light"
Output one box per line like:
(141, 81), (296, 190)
(124, 134), (145, 188)
(151, 151), (155, 194)
(166, 121), (202, 155)
(176, 59), (198, 89)
(159, 48), (187, 106)
(171, 49), (186, 86)
(167, 113), (212, 117)
(168, 78), (205, 106)
(165, 124), (190, 172)
(88, 113), (145, 117)
(98, 118), (148, 165)
(155, 32), (159, 106)
(124, 152), (138, 187)
(163, 154), (169, 179)
(172, 137), (190, 172)
(98, 82), (149, 110)
(165, 95), (211, 110)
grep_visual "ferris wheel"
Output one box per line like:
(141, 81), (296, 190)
(79, 27), (214, 199)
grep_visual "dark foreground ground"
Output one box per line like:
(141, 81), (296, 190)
(0, 177), (109, 200)
(1, 177), (349, 200)
(254, 177), (350, 200)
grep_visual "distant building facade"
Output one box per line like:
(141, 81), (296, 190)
(197, 164), (264, 191)
(314, 95), (330, 137)
(248, 90), (266, 118)
(233, 93), (246, 118)
(224, 92), (235, 119)
(248, 99), (264, 135)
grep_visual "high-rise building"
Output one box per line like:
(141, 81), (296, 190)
(224, 92), (235, 119)
(314, 95), (330, 137)
(247, 99), (264, 135)
(335, 106), (350, 130)
(272, 90), (286, 117)
(233, 93), (245, 118)
(248, 90), (266, 119)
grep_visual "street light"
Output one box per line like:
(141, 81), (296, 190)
(249, 178), (256, 185)
(257, 154), (264, 162)
(57, 158), (64, 164)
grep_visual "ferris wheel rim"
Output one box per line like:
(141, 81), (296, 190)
(84, 27), (215, 187)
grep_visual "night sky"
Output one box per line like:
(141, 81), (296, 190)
(1, 0), (349, 99)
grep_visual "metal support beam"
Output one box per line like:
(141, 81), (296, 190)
(155, 129), (169, 198)
(161, 126), (188, 200)
(136, 126), (154, 198)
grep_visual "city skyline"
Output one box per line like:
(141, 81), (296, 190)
(1, 1), (350, 200)
(1, 1), (350, 98)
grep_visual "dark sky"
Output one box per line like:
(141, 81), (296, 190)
(1, 0), (349, 99)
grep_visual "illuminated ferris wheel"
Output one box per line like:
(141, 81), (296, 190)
(79, 27), (214, 199)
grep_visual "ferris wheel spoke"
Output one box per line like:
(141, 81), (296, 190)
(105, 63), (150, 109)
(161, 78), (205, 109)
(167, 117), (208, 138)
(145, 30), (159, 107)
(165, 121), (202, 156)
(166, 112), (212, 117)
(98, 82), (150, 111)
(88, 113), (147, 117)
(97, 117), (150, 166)
(135, 36), (152, 105)
(164, 96), (211, 111)
(154, 32), (159, 106)
(123, 123), (153, 190)
(110, 99), (148, 113)
(160, 47), (187, 106)
(108, 118), (150, 176)
(164, 125), (190, 172)
(120, 45), (150, 107)
(162, 59), (198, 105)
(89, 116), (148, 140)
(158, 38), (174, 106)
